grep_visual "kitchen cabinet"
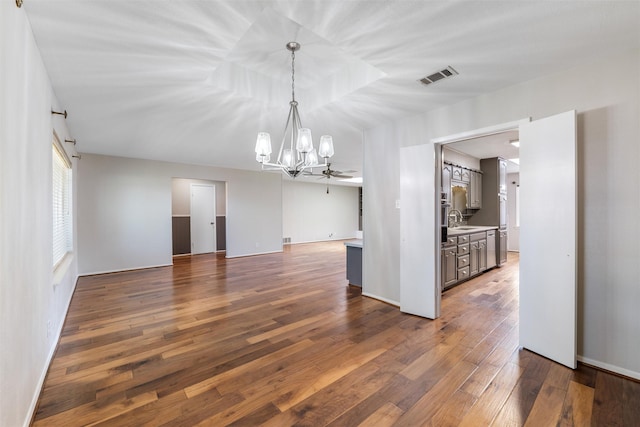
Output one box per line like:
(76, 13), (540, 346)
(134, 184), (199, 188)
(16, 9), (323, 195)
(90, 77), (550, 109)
(452, 166), (463, 182)
(442, 228), (496, 290)
(470, 241), (479, 276)
(486, 229), (496, 268)
(469, 171), (482, 209)
(499, 230), (508, 265)
(442, 164), (452, 206)
(451, 165), (472, 184)
(441, 237), (457, 289)
(499, 158), (507, 194)
(469, 232), (487, 276)
(478, 239), (487, 271)
(345, 240), (363, 286)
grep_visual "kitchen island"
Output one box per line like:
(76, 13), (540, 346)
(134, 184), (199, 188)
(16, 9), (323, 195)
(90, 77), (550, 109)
(344, 240), (362, 287)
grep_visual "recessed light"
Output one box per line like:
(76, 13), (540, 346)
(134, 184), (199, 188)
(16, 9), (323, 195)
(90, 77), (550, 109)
(510, 140), (520, 147)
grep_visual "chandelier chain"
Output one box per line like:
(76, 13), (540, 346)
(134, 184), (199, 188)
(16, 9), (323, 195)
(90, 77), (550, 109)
(291, 50), (296, 102)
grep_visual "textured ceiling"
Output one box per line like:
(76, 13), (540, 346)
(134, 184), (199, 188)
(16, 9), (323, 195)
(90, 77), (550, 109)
(24, 1), (640, 183)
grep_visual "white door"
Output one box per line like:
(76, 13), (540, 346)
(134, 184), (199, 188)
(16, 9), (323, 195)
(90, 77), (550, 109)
(400, 144), (438, 319)
(190, 184), (216, 254)
(519, 110), (577, 369)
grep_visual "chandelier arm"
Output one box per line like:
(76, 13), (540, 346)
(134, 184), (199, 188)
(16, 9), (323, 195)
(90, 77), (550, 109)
(277, 103), (295, 164)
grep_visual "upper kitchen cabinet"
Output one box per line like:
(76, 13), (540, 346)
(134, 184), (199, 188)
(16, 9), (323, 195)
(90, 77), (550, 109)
(442, 163), (452, 206)
(469, 170), (482, 209)
(499, 158), (507, 194)
(461, 168), (471, 183)
(443, 161), (483, 214)
(452, 166), (471, 183)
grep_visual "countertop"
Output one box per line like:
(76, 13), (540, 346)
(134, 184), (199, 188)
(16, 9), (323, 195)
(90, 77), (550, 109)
(344, 239), (363, 248)
(446, 225), (498, 237)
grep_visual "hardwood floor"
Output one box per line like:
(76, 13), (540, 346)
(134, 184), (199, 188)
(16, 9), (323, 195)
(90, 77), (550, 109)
(33, 242), (639, 426)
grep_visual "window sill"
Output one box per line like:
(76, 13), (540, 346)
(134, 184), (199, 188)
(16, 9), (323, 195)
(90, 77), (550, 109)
(53, 252), (74, 289)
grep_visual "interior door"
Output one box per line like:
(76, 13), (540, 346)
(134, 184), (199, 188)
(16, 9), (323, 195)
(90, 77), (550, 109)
(400, 144), (438, 319)
(519, 110), (577, 369)
(190, 184), (216, 254)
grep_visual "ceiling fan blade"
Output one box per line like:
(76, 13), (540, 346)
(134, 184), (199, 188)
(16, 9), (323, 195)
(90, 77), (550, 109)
(332, 174), (353, 179)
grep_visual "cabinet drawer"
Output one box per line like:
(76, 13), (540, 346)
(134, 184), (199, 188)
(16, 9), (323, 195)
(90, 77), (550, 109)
(458, 254), (470, 268)
(458, 243), (469, 255)
(458, 267), (470, 280)
(470, 232), (486, 242)
(443, 247), (457, 258)
(457, 234), (469, 244)
(443, 236), (457, 247)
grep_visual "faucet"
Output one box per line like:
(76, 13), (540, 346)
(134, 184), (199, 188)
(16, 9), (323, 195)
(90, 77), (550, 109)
(448, 209), (463, 228)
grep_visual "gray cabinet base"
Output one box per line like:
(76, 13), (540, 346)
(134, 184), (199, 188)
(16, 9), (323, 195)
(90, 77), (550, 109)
(346, 246), (362, 287)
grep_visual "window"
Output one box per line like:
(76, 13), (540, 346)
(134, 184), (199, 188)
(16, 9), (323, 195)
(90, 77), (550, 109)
(52, 137), (72, 267)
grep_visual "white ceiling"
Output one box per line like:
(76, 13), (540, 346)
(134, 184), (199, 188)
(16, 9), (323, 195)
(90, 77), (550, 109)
(23, 1), (640, 184)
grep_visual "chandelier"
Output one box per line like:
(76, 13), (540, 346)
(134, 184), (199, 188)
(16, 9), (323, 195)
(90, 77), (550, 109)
(254, 42), (334, 178)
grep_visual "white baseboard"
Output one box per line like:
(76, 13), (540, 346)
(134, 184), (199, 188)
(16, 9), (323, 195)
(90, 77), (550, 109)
(285, 236), (358, 245)
(362, 292), (400, 308)
(577, 355), (640, 381)
(225, 249), (283, 259)
(79, 263), (173, 277)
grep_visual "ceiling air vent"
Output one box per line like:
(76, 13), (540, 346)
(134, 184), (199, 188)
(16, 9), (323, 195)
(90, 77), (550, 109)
(419, 66), (458, 86)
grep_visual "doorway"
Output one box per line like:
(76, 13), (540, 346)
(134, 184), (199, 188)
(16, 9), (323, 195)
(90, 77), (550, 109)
(171, 178), (227, 256)
(432, 112), (577, 369)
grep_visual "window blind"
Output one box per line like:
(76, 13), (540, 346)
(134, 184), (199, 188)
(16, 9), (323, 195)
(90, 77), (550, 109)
(53, 142), (72, 267)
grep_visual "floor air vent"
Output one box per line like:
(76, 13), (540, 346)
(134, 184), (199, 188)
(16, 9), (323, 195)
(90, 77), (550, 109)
(419, 66), (458, 86)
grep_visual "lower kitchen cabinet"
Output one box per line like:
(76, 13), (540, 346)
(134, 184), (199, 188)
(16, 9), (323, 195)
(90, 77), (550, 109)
(442, 229), (496, 291)
(478, 239), (487, 271)
(486, 230), (497, 269)
(499, 230), (508, 265)
(441, 245), (457, 289)
(470, 232), (487, 276)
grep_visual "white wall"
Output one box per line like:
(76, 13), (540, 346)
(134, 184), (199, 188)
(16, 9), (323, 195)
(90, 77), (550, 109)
(77, 154), (283, 274)
(364, 48), (640, 378)
(442, 146), (481, 170)
(0, 4), (79, 426)
(282, 180), (359, 244)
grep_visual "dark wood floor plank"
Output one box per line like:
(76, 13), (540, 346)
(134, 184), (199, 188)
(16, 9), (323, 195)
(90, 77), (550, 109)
(31, 244), (639, 426)
(592, 370), (625, 426)
(623, 376), (640, 427)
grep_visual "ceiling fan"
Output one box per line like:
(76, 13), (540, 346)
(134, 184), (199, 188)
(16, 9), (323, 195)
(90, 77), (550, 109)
(306, 163), (354, 180)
